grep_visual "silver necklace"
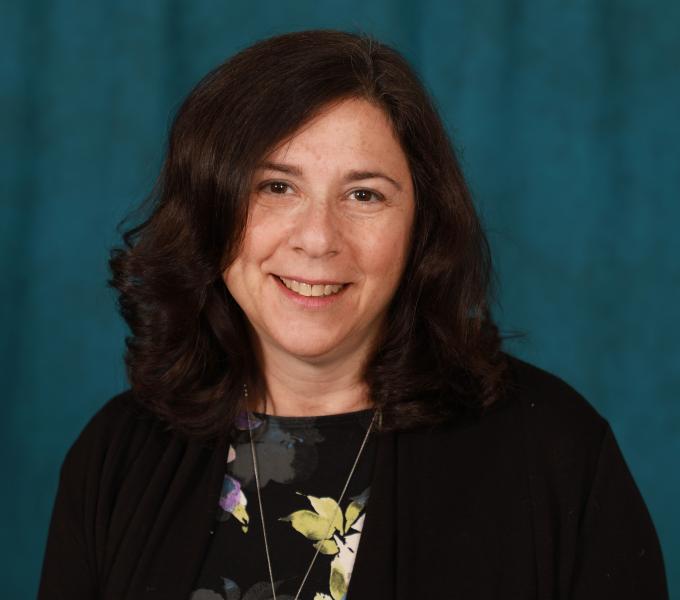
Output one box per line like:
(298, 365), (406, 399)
(243, 384), (378, 600)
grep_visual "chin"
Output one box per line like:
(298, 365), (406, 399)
(271, 331), (348, 361)
(279, 340), (343, 361)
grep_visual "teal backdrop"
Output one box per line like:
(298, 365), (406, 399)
(2, 1), (678, 597)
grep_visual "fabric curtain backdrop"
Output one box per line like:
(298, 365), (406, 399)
(2, 1), (678, 598)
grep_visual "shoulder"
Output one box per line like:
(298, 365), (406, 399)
(502, 353), (608, 437)
(423, 354), (612, 482)
(67, 389), (152, 448)
(59, 390), (171, 482)
(403, 355), (613, 517)
(78, 389), (146, 435)
(499, 354), (610, 486)
(419, 354), (608, 462)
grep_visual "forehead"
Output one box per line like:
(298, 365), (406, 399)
(263, 98), (409, 172)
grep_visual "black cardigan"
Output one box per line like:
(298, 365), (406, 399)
(38, 356), (669, 599)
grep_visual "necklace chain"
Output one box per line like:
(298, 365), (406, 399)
(243, 384), (378, 600)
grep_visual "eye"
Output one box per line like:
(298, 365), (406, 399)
(350, 189), (383, 203)
(259, 181), (292, 194)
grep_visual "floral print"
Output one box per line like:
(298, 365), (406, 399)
(280, 489), (369, 600)
(191, 577), (294, 600)
(192, 409), (376, 600)
(218, 445), (250, 532)
(230, 412), (325, 489)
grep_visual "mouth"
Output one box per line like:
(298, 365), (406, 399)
(274, 275), (349, 298)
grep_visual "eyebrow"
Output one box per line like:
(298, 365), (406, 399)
(256, 161), (403, 191)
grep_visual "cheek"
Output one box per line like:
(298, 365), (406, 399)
(242, 209), (286, 261)
(222, 258), (244, 300)
(358, 219), (413, 285)
(225, 217), (277, 277)
(222, 219), (284, 304)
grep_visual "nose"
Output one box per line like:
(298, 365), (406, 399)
(288, 197), (341, 258)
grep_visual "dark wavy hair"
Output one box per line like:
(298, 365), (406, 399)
(109, 29), (508, 438)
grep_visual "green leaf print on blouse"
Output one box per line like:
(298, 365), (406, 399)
(280, 488), (370, 600)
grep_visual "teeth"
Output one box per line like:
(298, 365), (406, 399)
(279, 277), (344, 297)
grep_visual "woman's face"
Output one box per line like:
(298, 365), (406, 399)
(223, 97), (415, 365)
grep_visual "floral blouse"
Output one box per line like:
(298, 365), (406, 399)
(191, 407), (378, 600)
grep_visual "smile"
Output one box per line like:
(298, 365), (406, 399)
(277, 276), (346, 297)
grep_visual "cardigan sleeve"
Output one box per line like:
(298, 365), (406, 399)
(37, 392), (140, 600)
(569, 423), (668, 599)
(37, 392), (226, 600)
(37, 431), (98, 599)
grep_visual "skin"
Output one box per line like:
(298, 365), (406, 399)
(223, 97), (415, 416)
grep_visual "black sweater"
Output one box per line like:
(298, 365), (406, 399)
(38, 356), (669, 599)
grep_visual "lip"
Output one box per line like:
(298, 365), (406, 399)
(274, 274), (348, 286)
(272, 274), (349, 309)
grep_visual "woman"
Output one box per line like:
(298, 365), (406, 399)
(38, 30), (668, 599)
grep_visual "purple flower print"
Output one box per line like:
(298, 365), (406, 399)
(219, 475), (243, 513)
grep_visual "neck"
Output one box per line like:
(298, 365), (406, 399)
(249, 341), (374, 417)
